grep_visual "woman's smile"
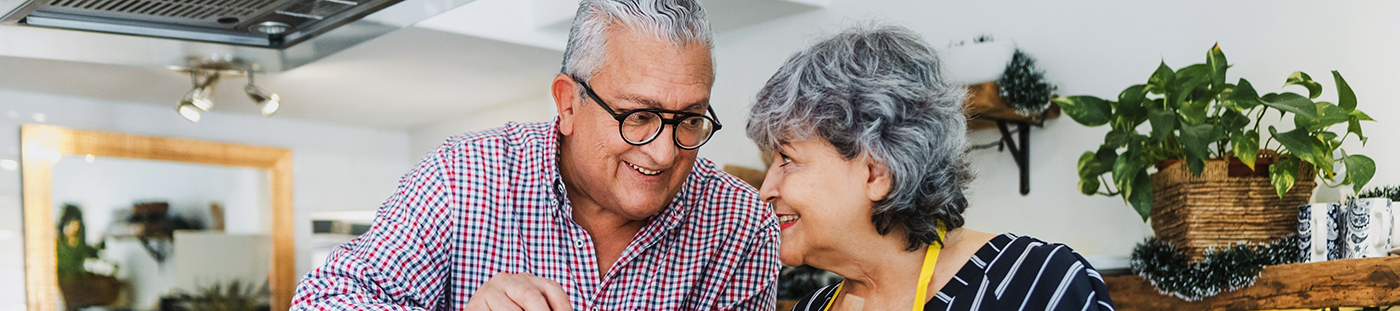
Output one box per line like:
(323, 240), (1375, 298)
(777, 213), (801, 230)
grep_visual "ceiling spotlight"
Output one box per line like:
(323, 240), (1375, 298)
(245, 71), (280, 116)
(172, 60), (283, 122)
(191, 72), (220, 110)
(182, 85), (215, 111)
(176, 69), (220, 122)
(177, 101), (202, 122)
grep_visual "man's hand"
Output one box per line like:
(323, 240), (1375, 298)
(463, 273), (573, 311)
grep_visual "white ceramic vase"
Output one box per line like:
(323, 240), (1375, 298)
(1298, 203), (1343, 262)
(1344, 198), (1393, 259)
(939, 41), (1016, 85)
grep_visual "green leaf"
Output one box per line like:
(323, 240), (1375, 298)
(1270, 126), (1326, 167)
(1314, 102), (1350, 130)
(1179, 123), (1216, 176)
(1269, 156), (1300, 199)
(1332, 71), (1356, 112)
(1232, 129), (1260, 170)
(1077, 146), (1117, 179)
(1294, 113), (1318, 134)
(1350, 109), (1375, 121)
(1173, 64), (1212, 109)
(1112, 155), (1136, 195)
(1054, 96), (1112, 126)
(1220, 109), (1250, 131)
(1112, 150), (1149, 201)
(1148, 61), (1175, 95)
(1118, 84), (1148, 111)
(1146, 106), (1176, 142)
(1319, 131), (1338, 145)
(1208, 44), (1228, 88)
(1115, 85), (1148, 127)
(1229, 78), (1262, 110)
(1179, 98), (1211, 125)
(1077, 151), (1097, 179)
(1078, 177), (1100, 196)
(1128, 172), (1153, 222)
(1285, 71), (1323, 99)
(1313, 137), (1335, 179)
(1105, 131), (1129, 148)
(1348, 117), (1368, 145)
(1110, 114), (1137, 134)
(1343, 154), (1375, 193)
(1123, 133), (1150, 161)
(1261, 92), (1319, 119)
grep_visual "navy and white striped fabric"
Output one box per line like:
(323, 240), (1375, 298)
(791, 233), (1115, 311)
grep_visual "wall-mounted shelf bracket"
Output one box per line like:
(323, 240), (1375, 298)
(995, 119), (1032, 195)
(963, 82), (1057, 196)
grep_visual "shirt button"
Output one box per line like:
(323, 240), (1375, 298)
(574, 239), (586, 248)
(591, 307), (599, 311)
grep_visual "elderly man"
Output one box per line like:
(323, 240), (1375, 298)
(291, 0), (779, 310)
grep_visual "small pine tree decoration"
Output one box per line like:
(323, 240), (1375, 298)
(1355, 185), (1400, 202)
(998, 49), (1057, 116)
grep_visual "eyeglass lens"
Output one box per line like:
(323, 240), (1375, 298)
(619, 111), (715, 149)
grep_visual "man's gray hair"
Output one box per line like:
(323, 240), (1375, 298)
(746, 24), (973, 251)
(561, 0), (714, 82)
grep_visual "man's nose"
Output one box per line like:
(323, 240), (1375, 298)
(640, 124), (680, 167)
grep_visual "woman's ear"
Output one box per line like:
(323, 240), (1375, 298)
(865, 158), (892, 202)
(552, 73), (578, 136)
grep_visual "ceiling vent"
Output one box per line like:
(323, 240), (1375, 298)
(3, 0), (404, 48)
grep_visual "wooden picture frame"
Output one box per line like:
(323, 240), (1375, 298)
(21, 124), (295, 311)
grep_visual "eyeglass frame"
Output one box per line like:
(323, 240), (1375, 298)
(572, 76), (723, 150)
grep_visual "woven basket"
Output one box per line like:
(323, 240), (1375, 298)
(1149, 153), (1315, 260)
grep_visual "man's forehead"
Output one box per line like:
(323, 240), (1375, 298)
(610, 93), (710, 112)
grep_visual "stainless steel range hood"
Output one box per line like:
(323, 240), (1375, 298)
(0, 0), (476, 72)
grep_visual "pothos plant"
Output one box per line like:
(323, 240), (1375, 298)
(1054, 44), (1376, 221)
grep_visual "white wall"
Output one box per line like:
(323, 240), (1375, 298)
(438, 1), (1400, 260)
(408, 94), (556, 158)
(0, 89), (411, 309)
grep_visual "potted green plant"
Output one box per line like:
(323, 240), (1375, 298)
(1053, 44), (1376, 256)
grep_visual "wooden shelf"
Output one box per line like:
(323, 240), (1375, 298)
(964, 81), (1060, 131)
(1104, 256), (1400, 310)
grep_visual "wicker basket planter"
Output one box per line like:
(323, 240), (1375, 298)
(1149, 154), (1316, 260)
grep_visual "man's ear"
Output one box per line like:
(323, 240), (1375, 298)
(552, 73), (579, 136)
(865, 158), (892, 202)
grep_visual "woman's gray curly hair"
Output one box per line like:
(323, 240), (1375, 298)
(746, 24), (974, 251)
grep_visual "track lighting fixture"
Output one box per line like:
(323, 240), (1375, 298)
(176, 70), (220, 122)
(172, 59), (282, 123)
(244, 70), (280, 116)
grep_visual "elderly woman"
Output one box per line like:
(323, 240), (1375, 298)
(747, 25), (1115, 311)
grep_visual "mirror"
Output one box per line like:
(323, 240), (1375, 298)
(22, 125), (294, 311)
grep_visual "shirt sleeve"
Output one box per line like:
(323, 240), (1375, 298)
(717, 209), (782, 310)
(291, 150), (458, 311)
(722, 225), (778, 311)
(998, 241), (1116, 311)
(1049, 252), (1116, 311)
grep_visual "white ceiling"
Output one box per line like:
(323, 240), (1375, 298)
(0, 0), (822, 130)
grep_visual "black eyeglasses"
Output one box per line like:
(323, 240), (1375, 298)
(574, 78), (722, 150)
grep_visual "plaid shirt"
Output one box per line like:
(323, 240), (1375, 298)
(293, 120), (780, 310)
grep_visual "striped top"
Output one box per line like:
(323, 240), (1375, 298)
(790, 233), (1115, 311)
